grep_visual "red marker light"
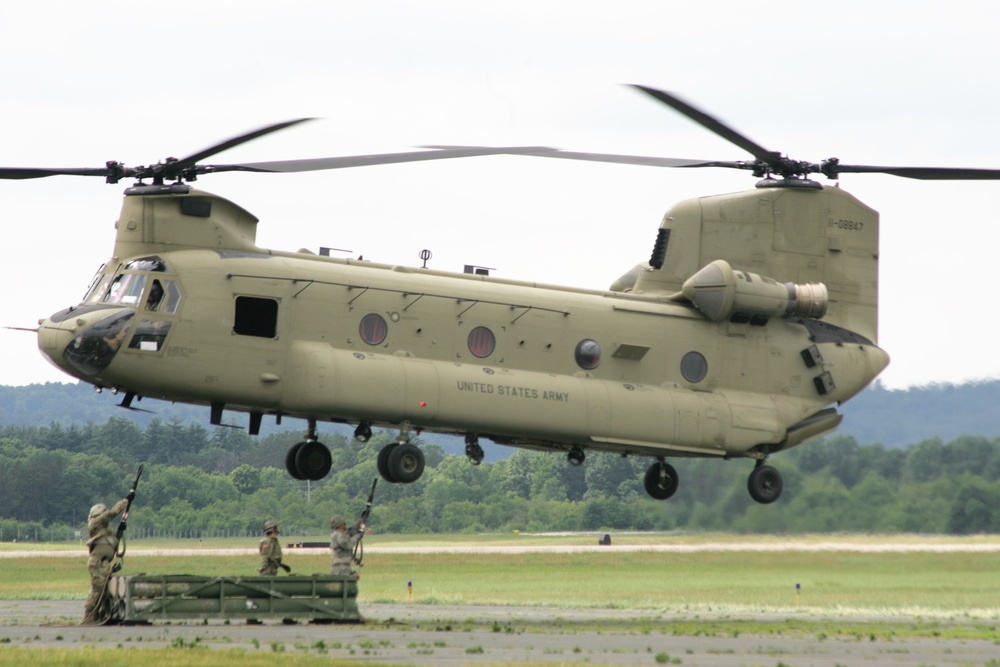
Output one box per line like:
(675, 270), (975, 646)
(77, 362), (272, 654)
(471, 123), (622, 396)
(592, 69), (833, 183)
(419, 401), (426, 407)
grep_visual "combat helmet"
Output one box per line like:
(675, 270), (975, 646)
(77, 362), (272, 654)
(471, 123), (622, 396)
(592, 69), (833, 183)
(262, 519), (278, 534)
(330, 514), (346, 529)
(89, 503), (107, 518)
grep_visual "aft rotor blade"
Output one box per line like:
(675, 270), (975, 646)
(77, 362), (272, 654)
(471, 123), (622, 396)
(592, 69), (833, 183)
(422, 145), (747, 170)
(832, 164), (1000, 180)
(197, 146), (558, 174)
(630, 85), (779, 164)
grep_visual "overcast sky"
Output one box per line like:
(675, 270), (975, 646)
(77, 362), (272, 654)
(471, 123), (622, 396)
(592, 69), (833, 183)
(2, 1), (999, 390)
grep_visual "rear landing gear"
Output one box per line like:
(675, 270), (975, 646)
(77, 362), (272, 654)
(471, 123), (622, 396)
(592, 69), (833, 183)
(284, 419), (332, 481)
(747, 462), (783, 504)
(567, 446), (585, 466)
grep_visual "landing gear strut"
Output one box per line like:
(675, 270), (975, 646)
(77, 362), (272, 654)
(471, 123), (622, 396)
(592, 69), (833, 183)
(376, 428), (425, 484)
(285, 419), (332, 481)
(354, 422), (372, 443)
(465, 434), (484, 465)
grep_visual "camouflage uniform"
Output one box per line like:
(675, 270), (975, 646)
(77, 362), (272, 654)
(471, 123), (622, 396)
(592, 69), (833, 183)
(84, 498), (129, 621)
(330, 514), (362, 577)
(258, 520), (283, 575)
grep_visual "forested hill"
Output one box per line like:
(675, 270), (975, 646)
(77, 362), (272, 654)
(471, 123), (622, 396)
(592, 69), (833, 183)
(1, 379), (999, 449)
(3, 380), (1000, 538)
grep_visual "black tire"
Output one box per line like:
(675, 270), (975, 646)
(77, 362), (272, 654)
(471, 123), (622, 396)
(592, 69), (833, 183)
(377, 443), (398, 482)
(294, 441), (332, 481)
(748, 464), (783, 504)
(285, 442), (306, 480)
(643, 461), (679, 500)
(387, 443), (425, 484)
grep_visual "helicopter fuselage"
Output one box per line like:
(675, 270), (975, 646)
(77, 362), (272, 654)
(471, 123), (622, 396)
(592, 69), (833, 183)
(36, 185), (888, 501)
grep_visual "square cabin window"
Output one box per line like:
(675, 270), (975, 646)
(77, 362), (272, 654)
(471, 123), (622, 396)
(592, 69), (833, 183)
(234, 296), (278, 338)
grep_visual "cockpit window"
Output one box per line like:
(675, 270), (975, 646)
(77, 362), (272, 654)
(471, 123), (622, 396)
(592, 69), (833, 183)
(103, 273), (147, 306)
(161, 280), (182, 313)
(145, 280), (165, 311)
(125, 257), (169, 272)
(83, 267), (113, 304)
(63, 310), (135, 376)
(129, 319), (172, 351)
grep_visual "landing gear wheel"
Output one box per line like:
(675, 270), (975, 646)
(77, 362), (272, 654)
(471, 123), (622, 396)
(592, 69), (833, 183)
(387, 442), (425, 484)
(285, 442), (306, 480)
(294, 440), (332, 481)
(567, 446), (585, 466)
(377, 443), (398, 482)
(748, 464), (783, 504)
(643, 461), (679, 500)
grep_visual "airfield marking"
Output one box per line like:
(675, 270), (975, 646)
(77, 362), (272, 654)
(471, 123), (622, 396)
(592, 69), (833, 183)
(4, 541), (1000, 558)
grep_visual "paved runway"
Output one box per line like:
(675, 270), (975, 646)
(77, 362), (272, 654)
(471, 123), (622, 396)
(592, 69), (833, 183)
(2, 598), (997, 665)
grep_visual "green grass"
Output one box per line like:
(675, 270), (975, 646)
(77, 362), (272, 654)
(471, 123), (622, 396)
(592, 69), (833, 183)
(0, 646), (397, 667)
(5, 534), (1000, 618)
(3, 535), (1000, 658)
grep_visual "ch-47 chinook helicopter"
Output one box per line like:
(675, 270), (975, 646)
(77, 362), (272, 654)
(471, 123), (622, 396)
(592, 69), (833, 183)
(9, 85), (1000, 504)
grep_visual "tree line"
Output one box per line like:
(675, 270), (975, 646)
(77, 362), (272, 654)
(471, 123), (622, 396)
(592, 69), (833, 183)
(2, 417), (1000, 540)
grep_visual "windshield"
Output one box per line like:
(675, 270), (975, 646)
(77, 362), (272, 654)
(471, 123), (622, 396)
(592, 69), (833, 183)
(82, 265), (112, 303)
(103, 273), (147, 306)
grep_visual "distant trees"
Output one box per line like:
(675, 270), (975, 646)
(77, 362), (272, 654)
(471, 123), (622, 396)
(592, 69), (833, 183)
(2, 419), (1000, 540)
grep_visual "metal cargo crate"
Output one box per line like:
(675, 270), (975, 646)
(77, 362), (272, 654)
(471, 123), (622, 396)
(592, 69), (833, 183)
(109, 573), (360, 623)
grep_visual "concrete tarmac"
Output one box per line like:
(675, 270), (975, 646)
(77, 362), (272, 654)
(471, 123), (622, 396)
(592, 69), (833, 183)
(1, 599), (997, 665)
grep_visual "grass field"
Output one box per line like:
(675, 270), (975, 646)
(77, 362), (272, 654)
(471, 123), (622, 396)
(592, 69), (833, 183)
(3, 534), (1000, 665)
(3, 533), (1000, 619)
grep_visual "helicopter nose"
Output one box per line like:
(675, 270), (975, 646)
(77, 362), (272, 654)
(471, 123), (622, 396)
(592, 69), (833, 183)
(37, 307), (135, 379)
(37, 316), (79, 376)
(831, 342), (890, 402)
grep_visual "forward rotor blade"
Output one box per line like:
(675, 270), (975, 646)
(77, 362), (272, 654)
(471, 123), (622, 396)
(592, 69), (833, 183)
(630, 85), (778, 163)
(169, 118), (315, 172)
(0, 166), (112, 180)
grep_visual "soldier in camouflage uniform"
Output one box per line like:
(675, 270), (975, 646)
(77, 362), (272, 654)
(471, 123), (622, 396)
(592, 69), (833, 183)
(257, 520), (284, 575)
(83, 497), (130, 623)
(330, 514), (363, 577)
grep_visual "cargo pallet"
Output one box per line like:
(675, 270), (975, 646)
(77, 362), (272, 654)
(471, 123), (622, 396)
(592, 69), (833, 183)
(107, 574), (360, 624)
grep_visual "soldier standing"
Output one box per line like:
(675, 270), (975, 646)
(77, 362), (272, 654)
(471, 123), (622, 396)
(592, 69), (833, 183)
(83, 496), (130, 623)
(330, 514), (363, 577)
(257, 520), (287, 575)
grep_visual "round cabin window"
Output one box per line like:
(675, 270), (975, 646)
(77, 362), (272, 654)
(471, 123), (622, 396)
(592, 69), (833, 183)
(359, 313), (388, 345)
(681, 351), (708, 383)
(468, 326), (496, 358)
(574, 339), (602, 370)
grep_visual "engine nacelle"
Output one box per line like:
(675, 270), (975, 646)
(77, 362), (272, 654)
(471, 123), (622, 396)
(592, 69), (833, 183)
(682, 259), (828, 323)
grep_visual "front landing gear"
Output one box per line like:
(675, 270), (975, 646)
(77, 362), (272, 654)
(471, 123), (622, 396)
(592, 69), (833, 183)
(285, 419), (332, 481)
(747, 462), (783, 504)
(376, 429), (426, 484)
